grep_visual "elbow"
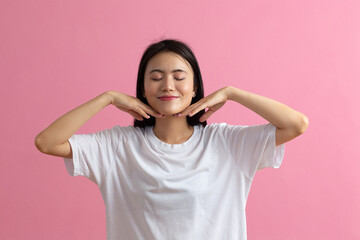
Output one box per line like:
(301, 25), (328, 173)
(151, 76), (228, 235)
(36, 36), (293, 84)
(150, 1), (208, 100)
(34, 134), (47, 153)
(295, 115), (309, 135)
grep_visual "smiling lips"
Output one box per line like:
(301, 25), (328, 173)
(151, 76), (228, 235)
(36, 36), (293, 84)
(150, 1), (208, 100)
(158, 96), (179, 101)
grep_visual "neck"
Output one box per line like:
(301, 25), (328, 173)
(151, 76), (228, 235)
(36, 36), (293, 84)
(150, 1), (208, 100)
(153, 116), (194, 144)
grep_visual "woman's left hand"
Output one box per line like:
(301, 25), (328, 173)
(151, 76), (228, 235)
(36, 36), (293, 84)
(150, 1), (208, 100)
(177, 87), (230, 122)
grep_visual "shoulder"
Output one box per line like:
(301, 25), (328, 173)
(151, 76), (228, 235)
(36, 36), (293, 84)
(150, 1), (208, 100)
(203, 122), (228, 131)
(92, 125), (145, 142)
(201, 122), (274, 138)
(111, 125), (145, 137)
(202, 122), (247, 133)
(200, 122), (240, 140)
(197, 123), (249, 146)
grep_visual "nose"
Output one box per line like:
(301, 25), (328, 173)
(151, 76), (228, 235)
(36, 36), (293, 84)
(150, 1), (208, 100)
(161, 75), (175, 92)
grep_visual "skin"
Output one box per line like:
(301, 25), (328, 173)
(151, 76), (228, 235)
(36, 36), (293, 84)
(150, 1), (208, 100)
(143, 51), (198, 144)
(140, 51), (309, 146)
(34, 51), (309, 158)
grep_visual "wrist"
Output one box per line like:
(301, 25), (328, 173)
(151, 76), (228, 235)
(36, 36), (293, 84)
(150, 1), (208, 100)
(103, 91), (115, 106)
(225, 86), (236, 101)
(227, 86), (248, 102)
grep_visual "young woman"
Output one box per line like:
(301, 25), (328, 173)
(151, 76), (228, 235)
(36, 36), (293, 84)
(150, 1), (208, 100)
(35, 39), (308, 240)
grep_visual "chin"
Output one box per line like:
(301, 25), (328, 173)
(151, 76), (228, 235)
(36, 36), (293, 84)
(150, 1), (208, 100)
(159, 110), (182, 116)
(156, 107), (186, 116)
(150, 101), (192, 116)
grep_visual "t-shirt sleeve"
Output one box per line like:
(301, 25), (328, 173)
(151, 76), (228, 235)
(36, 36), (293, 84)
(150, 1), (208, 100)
(63, 126), (120, 185)
(223, 123), (285, 180)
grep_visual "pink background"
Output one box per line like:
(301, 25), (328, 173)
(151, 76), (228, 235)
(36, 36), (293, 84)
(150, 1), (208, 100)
(1, 0), (359, 239)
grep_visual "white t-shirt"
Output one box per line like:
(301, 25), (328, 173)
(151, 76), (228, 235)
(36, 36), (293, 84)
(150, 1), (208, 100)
(63, 123), (285, 240)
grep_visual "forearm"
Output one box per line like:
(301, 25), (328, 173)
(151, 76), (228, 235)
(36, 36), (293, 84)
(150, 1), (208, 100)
(35, 91), (113, 152)
(227, 86), (308, 132)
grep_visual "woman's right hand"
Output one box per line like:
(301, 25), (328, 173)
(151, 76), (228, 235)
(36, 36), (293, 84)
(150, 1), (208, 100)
(107, 91), (164, 120)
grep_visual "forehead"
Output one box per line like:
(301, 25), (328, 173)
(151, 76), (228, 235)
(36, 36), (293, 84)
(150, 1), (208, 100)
(145, 51), (193, 74)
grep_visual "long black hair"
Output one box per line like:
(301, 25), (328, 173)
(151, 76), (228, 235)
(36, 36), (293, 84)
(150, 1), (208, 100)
(134, 39), (207, 128)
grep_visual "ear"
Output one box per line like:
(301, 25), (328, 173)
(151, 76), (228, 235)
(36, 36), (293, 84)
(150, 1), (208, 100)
(193, 85), (198, 97)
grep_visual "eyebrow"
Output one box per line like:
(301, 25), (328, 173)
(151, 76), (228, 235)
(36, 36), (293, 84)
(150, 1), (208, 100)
(149, 69), (187, 74)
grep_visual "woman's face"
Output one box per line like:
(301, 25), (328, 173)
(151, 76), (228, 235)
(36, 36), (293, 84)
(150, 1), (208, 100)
(144, 51), (196, 116)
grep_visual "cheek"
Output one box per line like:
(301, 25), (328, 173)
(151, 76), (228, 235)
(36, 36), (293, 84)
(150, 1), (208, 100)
(144, 81), (156, 96)
(177, 81), (194, 94)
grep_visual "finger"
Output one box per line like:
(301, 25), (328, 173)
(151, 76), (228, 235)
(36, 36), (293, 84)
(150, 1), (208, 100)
(177, 100), (204, 117)
(189, 95), (225, 117)
(128, 110), (144, 121)
(133, 106), (151, 119)
(199, 109), (215, 122)
(140, 103), (164, 118)
(187, 101), (209, 117)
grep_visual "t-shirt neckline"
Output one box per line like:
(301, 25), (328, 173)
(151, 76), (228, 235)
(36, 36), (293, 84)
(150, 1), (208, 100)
(145, 125), (200, 151)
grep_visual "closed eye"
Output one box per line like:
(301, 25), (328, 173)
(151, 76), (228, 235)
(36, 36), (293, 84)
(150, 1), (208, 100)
(151, 78), (185, 81)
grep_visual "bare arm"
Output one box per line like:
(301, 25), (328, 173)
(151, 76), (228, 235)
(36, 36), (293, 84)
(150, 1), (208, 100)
(34, 90), (163, 158)
(178, 86), (309, 146)
(34, 91), (113, 157)
(226, 87), (309, 146)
